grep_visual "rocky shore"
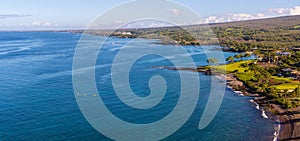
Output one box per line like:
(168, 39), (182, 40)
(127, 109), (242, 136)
(221, 72), (300, 141)
(224, 73), (299, 141)
(157, 66), (299, 141)
(265, 104), (300, 141)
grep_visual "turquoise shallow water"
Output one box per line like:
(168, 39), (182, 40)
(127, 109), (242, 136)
(0, 32), (274, 140)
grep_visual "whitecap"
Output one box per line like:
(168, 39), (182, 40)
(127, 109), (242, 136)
(250, 99), (260, 110)
(0, 39), (44, 55)
(273, 123), (280, 141)
(234, 91), (244, 96)
(0, 47), (31, 55)
(261, 109), (268, 119)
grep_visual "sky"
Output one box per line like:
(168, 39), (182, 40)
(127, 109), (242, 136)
(0, 0), (299, 30)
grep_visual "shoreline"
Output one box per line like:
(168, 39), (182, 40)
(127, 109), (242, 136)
(223, 73), (300, 141)
(224, 74), (280, 141)
(157, 66), (297, 141)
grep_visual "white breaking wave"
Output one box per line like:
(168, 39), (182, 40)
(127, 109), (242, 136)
(0, 40), (44, 55)
(273, 123), (280, 141)
(249, 99), (268, 118)
(250, 99), (260, 110)
(261, 109), (268, 119)
(234, 91), (244, 96)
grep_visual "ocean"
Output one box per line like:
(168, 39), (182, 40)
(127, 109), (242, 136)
(0, 32), (274, 140)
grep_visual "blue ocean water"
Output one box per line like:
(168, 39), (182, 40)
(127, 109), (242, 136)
(0, 32), (274, 140)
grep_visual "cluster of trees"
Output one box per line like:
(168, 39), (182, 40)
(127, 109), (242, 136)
(204, 58), (300, 108)
(237, 62), (300, 108)
(273, 87), (300, 109)
(279, 52), (300, 70)
(213, 27), (300, 52)
(226, 53), (252, 63)
(244, 64), (274, 94)
(109, 26), (300, 52)
(102, 16), (300, 52)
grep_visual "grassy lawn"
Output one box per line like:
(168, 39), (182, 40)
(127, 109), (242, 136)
(213, 60), (253, 73)
(235, 71), (255, 82)
(272, 76), (299, 90)
(271, 76), (293, 83)
(212, 60), (255, 82)
(211, 60), (300, 91)
(275, 82), (299, 90)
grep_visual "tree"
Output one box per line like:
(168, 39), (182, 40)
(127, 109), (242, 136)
(283, 90), (289, 103)
(266, 87), (278, 98)
(249, 63), (259, 75)
(234, 54), (242, 60)
(292, 86), (300, 97)
(207, 58), (218, 66)
(226, 56), (235, 63)
(244, 53), (252, 58)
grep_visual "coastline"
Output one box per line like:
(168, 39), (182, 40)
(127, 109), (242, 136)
(158, 66), (297, 141)
(224, 74), (300, 141)
(263, 104), (300, 141)
(224, 74), (280, 141)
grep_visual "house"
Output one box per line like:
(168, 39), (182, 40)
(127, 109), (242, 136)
(280, 68), (293, 77)
(291, 46), (300, 51)
(276, 51), (291, 56)
(291, 70), (300, 80)
(121, 32), (132, 36)
(251, 47), (258, 51)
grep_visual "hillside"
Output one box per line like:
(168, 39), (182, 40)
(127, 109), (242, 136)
(96, 15), (299, 50)
(209, 15), (300, 30)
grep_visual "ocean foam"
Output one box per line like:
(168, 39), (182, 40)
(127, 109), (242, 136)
(261, 109), (268, 119)
(250, 99), (260, 110)
(234, 91), (244, 96)
(273, 123), (280, 141)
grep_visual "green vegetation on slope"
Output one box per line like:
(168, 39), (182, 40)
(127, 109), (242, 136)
(213, 60), (300, 109)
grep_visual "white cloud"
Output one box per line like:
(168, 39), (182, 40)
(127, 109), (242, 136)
(171, 8), (180, 16)
(267, 8), (289, 15)
(290, 6), (300, 15)
(31, 21), (53, 27)
(203, 6), (300, 23)
(203, 13), (268, 23)
(0, 14), (31, 19)
(122, 20), (173, 28)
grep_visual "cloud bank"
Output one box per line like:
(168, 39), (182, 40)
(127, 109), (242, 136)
(0, 14), (31, 19)
(203, 6), (300, 23)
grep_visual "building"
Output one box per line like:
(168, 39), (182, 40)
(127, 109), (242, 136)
(291, 46), (300, 51)
(276, 51), (291, 56)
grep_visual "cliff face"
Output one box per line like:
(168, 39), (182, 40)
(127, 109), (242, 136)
(268, 104), (300, 141)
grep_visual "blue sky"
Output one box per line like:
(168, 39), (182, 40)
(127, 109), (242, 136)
(0, 0), (299, 30)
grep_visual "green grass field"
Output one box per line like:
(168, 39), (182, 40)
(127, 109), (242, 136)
(215, 60), (299, 90)
(213, 60), (252, 73)
(271, 76), (294, 83)
(275, 82), (299, 90)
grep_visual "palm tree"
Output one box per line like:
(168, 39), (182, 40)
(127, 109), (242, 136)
(253, 51), (261, 61)
(226, 56), (235, 63)
(234, 54), (242, 60)
(207, 58), (218, 66)
(283, 90), (288, 103)
(244, 53), (252, 58)
(292, 86), (300, 97)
